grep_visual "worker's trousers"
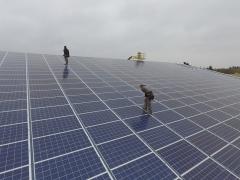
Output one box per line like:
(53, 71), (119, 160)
(64, 56), (68, 65)
(144, 97), (152, 114)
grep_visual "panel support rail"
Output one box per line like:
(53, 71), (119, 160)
(25, 53), (36, 180)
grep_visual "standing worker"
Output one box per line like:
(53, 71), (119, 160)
(63, 46), (70, 65)
(140, 84), (154, 114)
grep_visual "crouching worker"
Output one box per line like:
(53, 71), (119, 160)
(140, 84), (154, 114)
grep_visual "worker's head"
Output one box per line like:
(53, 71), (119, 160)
(139, 84), (146, 89)
(64, 46), (67, 49)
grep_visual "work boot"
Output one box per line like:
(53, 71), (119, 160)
(148, 110), (152, 115)
(142, 108), (147, 114)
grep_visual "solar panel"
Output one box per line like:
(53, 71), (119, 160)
(0, 51), (240, 179)
(0, 166), (29, 180)
(158, 140), (207, 174)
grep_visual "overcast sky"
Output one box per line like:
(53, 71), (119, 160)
(0, 0), (239, 68)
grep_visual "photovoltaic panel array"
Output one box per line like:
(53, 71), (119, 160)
(0, 50), (240, 179)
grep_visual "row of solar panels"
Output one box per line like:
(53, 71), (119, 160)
(0, 51), (240, 179)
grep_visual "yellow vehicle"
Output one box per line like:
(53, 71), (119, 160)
(128, 52), (145, 61)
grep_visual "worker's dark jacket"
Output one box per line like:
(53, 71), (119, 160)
(64, 48), (70, 57)
(141, 86), (154, 100)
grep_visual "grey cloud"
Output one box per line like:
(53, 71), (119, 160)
(0, 0), (240, 67)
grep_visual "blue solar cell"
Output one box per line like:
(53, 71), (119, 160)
(0, 100), (27, 112)
(205, 100), (225, 108)
(183, 159), (238, 180)
(167, 92), (185, 98)
(81, 78), (102, 83)
(0, 141), (28, 173)
(0, 80), (26, 85)
(153, 110), (184, 123)
(29, 79), (56, 84)
(108, 81), (128, 87)
(0, 91), (26, 101)
(187, 131), (227, 155)
(88, 121), (132, 144)
(61, 83), (87, 89)
(152, 102), (167, 112)
(68, 94), (99, 103)
(225, 118), (240, 131)
(92, 86), (116, 93)
(179, 90), (197, 97)
(115, 85), (135, 92)
(174, 106), (200, 117)
(0, 123), (28, 145)
(79, 110), (119, 127)
(114, 106), (144, 119)
(74, 101), (108, 114)
(154, 93), (172, 101)
(192, 95), (209, 102)
(77, 74), (96, 79)
(139, 126), (181, 150)
(158, 140), (206, 174)
(87, 82), (109, 88)
(161, 100), (185, 108)
(0, 166), (29, 180)
(98, 92), (124, 100)
(124, 115), (162, 132)
(60, 79), (83, 84)
(30, 90), (63, 98)
(204, 93), (219, 99)
(206, 110), (232, 122)
(120, 90), (142, 97)
(102, 77), (118, 81)
(29, 74), (53, 79)
(80, 74), (100, 80)
(98, 135), (150, 168)
(0, 85), (26, 92)
(32, 116), (81, 137)
(113, 153), (176, 179)
(0, 110), (27, 126)
(91, 173), (111, 180)
(31, 105), (74, 121)
(35, 148), (106, 180)
(0, 75), (25, 80)
(209, 124), (240, 142)
(30, 96), (68, 108)
(219, 106), (240, 116)
(34, 129), (91, 162)
(65, 88), (92, 95)
(168, 119), (203, 137)
(231, 103), (240, 110)
(178, 97), (201, 105)
(189, 114), (219, 128)
(104, 98), (134, 108)
(233, 139), (240, 148)
(213, 145), (240, 177)
(129, 96), (144, 104)
(160, 87), (177, 93)
(191, 103), (213, 112)
(29, 83), (59, 91)
(218, 97), (236, 105)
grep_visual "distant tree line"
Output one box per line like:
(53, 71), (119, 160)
(181, 62), (240, 75)
(214, 66), (240, 74)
